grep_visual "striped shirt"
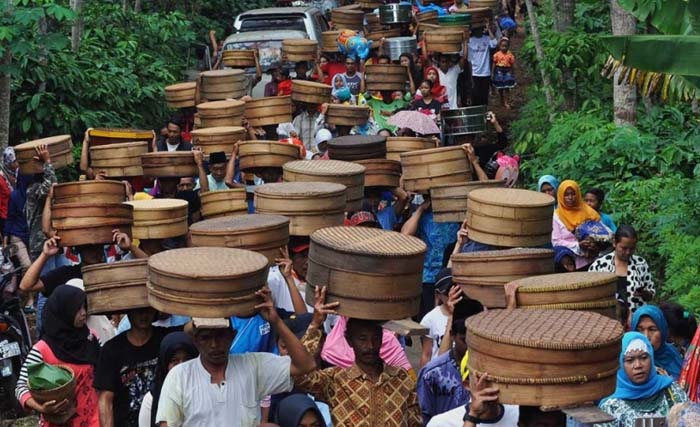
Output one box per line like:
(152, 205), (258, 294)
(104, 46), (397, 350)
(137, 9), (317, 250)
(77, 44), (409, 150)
(14, 346), (43, 402)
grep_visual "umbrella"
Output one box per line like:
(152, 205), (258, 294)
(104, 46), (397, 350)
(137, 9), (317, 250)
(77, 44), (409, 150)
(387, 110), (441, 135)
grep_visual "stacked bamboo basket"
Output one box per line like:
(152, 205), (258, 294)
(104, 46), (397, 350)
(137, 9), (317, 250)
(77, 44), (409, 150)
(283, 160), (366, 211)
(126, 199), (189, 240)
(200, 189), (248, 219)
(15, 135), (74, 174)
(90, 141), (148, 177)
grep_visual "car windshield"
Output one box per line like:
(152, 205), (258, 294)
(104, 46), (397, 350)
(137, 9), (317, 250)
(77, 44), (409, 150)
(238, 16), (306, 32)
(224, 40), (292, 72)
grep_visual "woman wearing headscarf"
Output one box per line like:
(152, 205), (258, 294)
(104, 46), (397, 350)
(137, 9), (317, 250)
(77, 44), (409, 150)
(552, 179), (608, 270)
(138, 331), (198, 427)
(275, 394), (325, 427)
(331, 73), (356, 105)
(598, 332), (688, 427)
(420, 66), (448, 104)
(537, 175), (559, 202)
(632, 305), (684, 380)
(15, 285), (100, 426)
(2, 146), (18, 190)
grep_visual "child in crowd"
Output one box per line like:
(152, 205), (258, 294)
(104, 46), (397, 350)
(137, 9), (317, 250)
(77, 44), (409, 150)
(492, 37), (516, 109)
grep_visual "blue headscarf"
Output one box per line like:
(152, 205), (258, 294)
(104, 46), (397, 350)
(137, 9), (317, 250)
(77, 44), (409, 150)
(631, 305), (684, 379)
(331, 74), (352, 102)
(537, 175), (560, 194)
(604, 332), (674, 401)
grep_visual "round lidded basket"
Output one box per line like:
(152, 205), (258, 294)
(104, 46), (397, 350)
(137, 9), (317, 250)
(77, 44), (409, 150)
(451, 248), (555, 308)
(254, 182), (346, 236)
(292, 80), (332, 105)
(321, 31), (341, 52)
(305, 226), (427, 320)
(147, 247), (270, 317)
(385, 136), (437, 162)
(222, 49), (256, 68)
(400, 146), (472, 193)
(198, 69), (248, 100)
(190, 214), (289, 265)
(365, 27), (402, 44)
(425, 29), (464, 54)
(331, 8), (364, 31)
(430, 180), (505, 223)
(364, 64), (409, 92)
(283, 160), (366, 211)
(327, 135), (387, 161)
(355, 159), (401, 188)
(415, 10), (439, 24)
(89, 141), (148, 177)
(200, 188), (248, 219)
(29, 365), (76, 424)
(465, 6), (493, 27)
(15, 135), (74, 174)
(197, 100), (245, 128)
(466, 309), (623, 407)
(141, 151), (198, 178)
(282, 39), (318, 62)
(125, 198), (189, 240)
(51, 203), (133, 247)
(512, 272), (617, 307)
(190, 126), (246, 155)
(238, 140), (301, 172)
(466, 188), (555, 247)
(325, 104), (370, 127)
(165, 82), (197, 109)
(53, 180), (127, 205)
(244, 96), (293, 127)
(82, 259), (149, 315)
(88, 128), (153, 147)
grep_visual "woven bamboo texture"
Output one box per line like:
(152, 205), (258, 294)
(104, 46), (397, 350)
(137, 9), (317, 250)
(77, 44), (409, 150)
(200, 188), (247, 218)
(199, 69), (247, 100)
(125, 199), (189, 239)
(331, 8), (364, 30)
(244, 96), (293, 127)
(325, 104), (370, 127)
(190, 126), (246, 154)
(355, 159), (401, 188)
(82, 259), (149, 314)
(52, 202), (133, 247)
(283, 160), (365, 211)
(385, 136), (436, 161)
(306, 226), (426, 320)
(425, 30), (464, 53)
(321, 31), (341, 52)
(238, 140), (301, 171)
(141, 152), (198, 178)
(197, 100), (245, 128)
(513, 272), (617, 306)
(430, 180), (505, 223)
(147, 247), (269, 317)
(53, 181), (127, 205)
(190, 214), (289, 264)
(165, 82), (197, 108)
(401, 146), (471, 193)
(222, 50), (256, 68)
(89, 140), (148, 177)
(292, 80), (332, 104)
(282, 39), (318, 61)
(327, 135), (387, 161)
(16, 135), (74, 174)
(364, 64), (408, 91)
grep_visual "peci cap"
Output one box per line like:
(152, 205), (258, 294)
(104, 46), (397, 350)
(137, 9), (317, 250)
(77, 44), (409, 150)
(209, 151), (227, 165)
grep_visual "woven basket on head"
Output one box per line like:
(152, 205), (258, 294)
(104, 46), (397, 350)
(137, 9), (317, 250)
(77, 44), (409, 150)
(190, 214), (289, 265)
(306, 226), (427, 320)
(430, 180), (505, 223)
(200, 189), (247, 219)
(401, 146), (472, 193)
(88, 128), (153, 147)
(244, 96), (293, 127)
(53, 181), (127, 205)
(147, 247), (269, 317)
(283, 160), (365, 211)
(141, 152), (198, 178)
(466, 309), (623, 407)
(451, 248), (555, 308)
(15, 135), (73, 174)
(238, 140), (301, 172)
(355, 159), (401, 188)
(512, 272), (617, 312)
(385, 136), (436, 162)
(51, 203), (132, 247)
(190, 126), (246, 155)
(198, 69), (248, 101)
(89, 141), (148, 177)
(125, 198), (189, 240)
(196, 100), (245, 128)
(82, 259), (149, 315)
(165, 82), (197, 109)
(327, 135), (387, 161)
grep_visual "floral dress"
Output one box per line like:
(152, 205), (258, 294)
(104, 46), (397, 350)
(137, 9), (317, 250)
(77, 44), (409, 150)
(596, 382), (688, 427)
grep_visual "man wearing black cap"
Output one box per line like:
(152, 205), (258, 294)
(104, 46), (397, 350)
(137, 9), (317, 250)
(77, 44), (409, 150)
(198, 147), (242, 193)
(419, 268), (454, 368)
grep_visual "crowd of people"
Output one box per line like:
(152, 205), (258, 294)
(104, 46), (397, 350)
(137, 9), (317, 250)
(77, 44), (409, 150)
(3, 1), (700, 427)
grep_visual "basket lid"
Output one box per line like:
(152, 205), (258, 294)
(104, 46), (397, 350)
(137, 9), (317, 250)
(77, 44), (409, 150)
(81, 258), (148, 274)
(284, 160), (366, 176)
(292, 80), (332, 90)
(400, 145), (463, 157)
(197, 100), (245, 110)
(201, 69), (245, 78)
(148, 247), (268, 279)
(190, 213), (289, 234)
(513, 272), (617, 293)
(190, 126), (246, 136)
(200, 188), (246, 201)
(255, 182), (347, 197)
(283, 39), (318, 46)
(89, 140), (148, 151)
(54, 180), (125, 192)
(467, 309), (623, 350)
(141, 151), (195, 160)
(328, 135), (386, 149)
(452, 248), (554, 261)
(468, 188), (555, 208)
(431, 179), (504, 190)
(310, 226), (426, 257)
(165, 82), (196, 91)
(16, 135), (71, 149)
(126, 198), (188, 211)
(89, 128), (153, 138)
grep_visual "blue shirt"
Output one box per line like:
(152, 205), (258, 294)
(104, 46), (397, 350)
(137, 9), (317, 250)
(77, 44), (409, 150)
(4, 176), (29, 242)
(229, 314), (275, 354)
(600, 212), (617, 233)
(418, 211), (459, 283)
(417, 351), (470, 425)
(376, 206), (397, 231)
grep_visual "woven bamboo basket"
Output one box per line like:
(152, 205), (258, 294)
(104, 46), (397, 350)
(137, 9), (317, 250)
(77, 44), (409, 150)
(364, 64), (408, 92)
(89, 141), (148, 177)
(416, 10), (439, 24)
(512, 272), (617, 306)
(322, 31), (341, 52)
(469, 0), (499, 11)
(400, 146), (471, 193)
(305, 226), (427, 320)
(282, 39), (318, 62)
(238, 140), (301, 172)
(190, 126), (246, 155)
(521, 299), (618, 319)
(283, 160), (365, 211)
(15, 135), (74, 174)
(385, 136), (437, 161)
(417, 23), (442, 39)
(466, 188), (555, 247)
(425, 30), (464, 53)
(327, 135), (387, 161)
(355, 159), (401, 188)
(325, 104), (370, 127)
(165, 82), (197, 109)
(365, 13), (381, 30)
(141, 152), (198, 178)
(52, 203), (133, 247)
(244, 95), (293, 127)
(197, 100), (245, 128)
(430, 180), (505, 223)
(466, 7), (493, 27)
(88, 128), (153, 147)
(125, 198), (188, 240)
(222, 49), (256, 68)
(292, 80), (332, 105)
(147, 247), (269, 317)
(332, 8), (364, 30)
(366, 27), (402, 44)
(190, 214), (289, 265)
(466, 309), (623, 406)
(359, 1), (385, 10)
(200, 188), (248, 218)
(451, 248), (555, 308)
(29, 365), (76, 424)
(198, 69), (248, 100)
(82, 259), (149, 315)
(255, 182), (346, 235)
(53, 181), (127, 205)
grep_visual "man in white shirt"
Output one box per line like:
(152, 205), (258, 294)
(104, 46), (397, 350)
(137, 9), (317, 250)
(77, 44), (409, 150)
(468, 25), (498, 106)
(437, 42), (469, 110)
(196, 149), (242, 193)
(155, 289), (316, 427)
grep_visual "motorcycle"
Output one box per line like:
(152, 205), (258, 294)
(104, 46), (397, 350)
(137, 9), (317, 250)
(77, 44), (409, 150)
(0, 245), (32, 416)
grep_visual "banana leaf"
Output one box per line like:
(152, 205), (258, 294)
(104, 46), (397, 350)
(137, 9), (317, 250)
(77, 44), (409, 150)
(28, 363), (72, 391)
(617, 0), (699, 34)
(602, 35), (700, 78)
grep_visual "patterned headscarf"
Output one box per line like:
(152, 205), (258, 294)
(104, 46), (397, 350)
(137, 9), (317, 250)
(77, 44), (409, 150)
(1, 146), (17, 190)
(3, 147), (16, 166)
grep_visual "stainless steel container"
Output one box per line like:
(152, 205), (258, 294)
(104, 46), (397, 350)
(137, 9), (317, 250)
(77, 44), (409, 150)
(382, 36), (417, 61)
(379, 4), (412, 24)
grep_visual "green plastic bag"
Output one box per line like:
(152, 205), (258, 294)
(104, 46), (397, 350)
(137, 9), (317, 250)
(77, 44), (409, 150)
(27, 363), (72, 391)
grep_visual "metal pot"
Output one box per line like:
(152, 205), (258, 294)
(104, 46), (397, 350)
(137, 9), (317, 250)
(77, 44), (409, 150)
(379, 4), (412, 24)
(382, 36), (417, 61)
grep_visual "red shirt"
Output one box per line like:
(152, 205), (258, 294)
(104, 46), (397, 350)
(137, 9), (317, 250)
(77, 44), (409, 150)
(322, 62), (347, 85)
(0, 175), (10, 219)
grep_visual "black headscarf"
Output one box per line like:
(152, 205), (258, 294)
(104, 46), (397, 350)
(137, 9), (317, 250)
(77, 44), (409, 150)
(150, 332), (198, 427)
(41, 285), (100, 366)
(276, 394), (324, 427)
